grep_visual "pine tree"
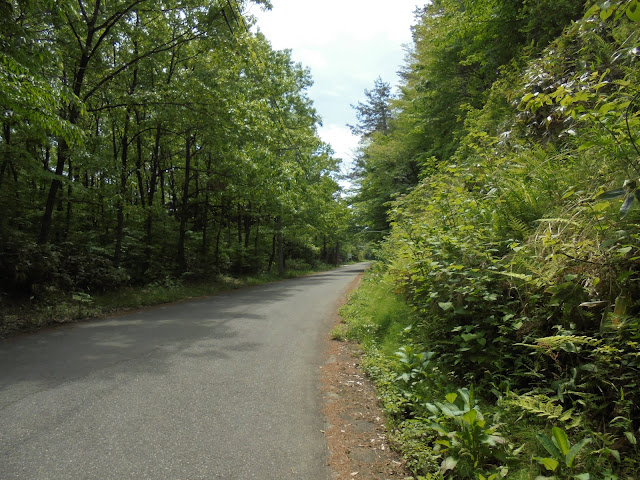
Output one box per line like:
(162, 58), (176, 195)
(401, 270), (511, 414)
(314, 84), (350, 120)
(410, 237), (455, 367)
(348, 77), (392, 137)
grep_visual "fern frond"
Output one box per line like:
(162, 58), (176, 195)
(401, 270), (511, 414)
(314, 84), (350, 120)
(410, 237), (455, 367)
(517, 335), (602, 353)
(535, 335), (602, 350)
(504, 393), (583, 428)
(507, 215), (532, 238)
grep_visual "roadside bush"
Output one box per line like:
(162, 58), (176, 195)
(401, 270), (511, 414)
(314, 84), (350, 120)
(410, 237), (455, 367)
(344, 3), (640, 478)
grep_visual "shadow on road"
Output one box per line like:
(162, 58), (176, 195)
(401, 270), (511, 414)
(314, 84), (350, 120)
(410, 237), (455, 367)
(0, 264), (369, 408)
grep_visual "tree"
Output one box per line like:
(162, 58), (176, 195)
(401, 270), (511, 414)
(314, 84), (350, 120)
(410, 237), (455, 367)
(348, 77), (393, 137)
(0, 0), (350, 299)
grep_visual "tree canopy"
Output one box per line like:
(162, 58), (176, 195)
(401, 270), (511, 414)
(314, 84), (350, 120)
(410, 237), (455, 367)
(0, 0), (356, 299)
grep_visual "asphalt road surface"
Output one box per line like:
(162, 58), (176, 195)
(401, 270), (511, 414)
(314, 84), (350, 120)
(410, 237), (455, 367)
(0, 263), (368, 479)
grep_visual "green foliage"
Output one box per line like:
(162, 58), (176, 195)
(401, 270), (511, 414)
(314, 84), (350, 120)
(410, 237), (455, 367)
(345, 1), (640, 478)
(424, 388), (513, 479)
(338, 268), (418, 351)
(533, 427), (593, 479)
(0, 0), (357, 322)
(504, 393), (583, 429)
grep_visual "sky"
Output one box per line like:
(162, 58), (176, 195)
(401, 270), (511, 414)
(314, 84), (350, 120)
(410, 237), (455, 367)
(247, 0), (421, 174)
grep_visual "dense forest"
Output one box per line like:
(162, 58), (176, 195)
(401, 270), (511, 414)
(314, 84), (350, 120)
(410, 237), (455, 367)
(0, 0), (356, 313)
(341, 0), (640, 479)
(3, 0), (640, 477)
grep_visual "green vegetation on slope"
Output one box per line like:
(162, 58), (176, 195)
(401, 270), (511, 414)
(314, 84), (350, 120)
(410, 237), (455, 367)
(347, 1), (640, 479)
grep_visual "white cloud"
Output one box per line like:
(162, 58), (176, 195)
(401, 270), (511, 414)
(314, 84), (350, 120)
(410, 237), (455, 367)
(249, 0), (420, 173)
(250, 1), (418, 47)
(318, 124), (360, 163)
(296, 48), (329, 70)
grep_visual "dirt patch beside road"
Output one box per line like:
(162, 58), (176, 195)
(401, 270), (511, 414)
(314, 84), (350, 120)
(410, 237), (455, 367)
(321, 274), (412, 480)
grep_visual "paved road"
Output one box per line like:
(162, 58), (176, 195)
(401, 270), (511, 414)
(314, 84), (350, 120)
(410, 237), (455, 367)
(0, 263), (368, 479)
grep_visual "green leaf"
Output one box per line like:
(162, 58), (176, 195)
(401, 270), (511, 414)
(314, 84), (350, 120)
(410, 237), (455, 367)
(428, 422), (450, 436)
(573, 474), (591, 480)
(438, 302), (454, 311)
(596, 188), (625, 200)
(566, 437), (591, 467)
(591, 201), (612, 213)
(600, 4), (616, 20)
(620, 194), (635, 217)
(534, 456), (560, 472)
(425, 403), (440, 415)
(462, 409), (478, 424)
(624, 431), (637, 445)
(608, 448), (620, 462)
(552, 427), (570, 456)
(440, 456), (458, 473)
(626, 1), (640, 21)
(584, 4), (600, 19)
(598, 103), (618, 115)
(537, 433), (561, 458)
(445, 393), (458, 404)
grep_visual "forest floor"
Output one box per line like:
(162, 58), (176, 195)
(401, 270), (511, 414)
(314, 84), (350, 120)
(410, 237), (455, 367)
(321, 275), (413, 480)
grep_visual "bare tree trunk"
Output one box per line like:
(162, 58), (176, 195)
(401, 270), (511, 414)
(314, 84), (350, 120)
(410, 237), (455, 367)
(254, 207), (261, 257)
(144, 124), (162, 271)
(64, 158), (73, 239)
(0, 122), (10, 189)
(268, 234), (276, 273)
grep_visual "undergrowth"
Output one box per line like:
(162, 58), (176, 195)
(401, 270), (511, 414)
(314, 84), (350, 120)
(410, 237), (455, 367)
(340, 268), (627, 479)
(341, 3), (640, 479)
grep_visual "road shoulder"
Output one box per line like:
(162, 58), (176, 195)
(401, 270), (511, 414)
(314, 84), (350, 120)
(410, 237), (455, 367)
(321, 274), (412, 480)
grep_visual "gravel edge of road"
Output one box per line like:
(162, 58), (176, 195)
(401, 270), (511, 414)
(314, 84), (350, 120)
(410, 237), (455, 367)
(321, 273), (413, 480)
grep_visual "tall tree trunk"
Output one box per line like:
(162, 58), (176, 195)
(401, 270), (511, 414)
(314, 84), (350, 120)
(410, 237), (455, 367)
(144, 124), (162, 271)
(254, 207), (261, 257)
(215, 212), (222, 270)
(202, 194), (209, 260)
(277, 214), (284, 275)
(135, 110), (145, 208)
(0, 122), (10, 189)
(268, 234), (276, 273)
(37, 3), (97, 245)
(38, 138), (69, 245)
(114, 111), (131, 268)
(177, 133), (193, 270)
(201, 155), (212, 261)
(237, 203), (243, 246)
(64, 158), (73, 240)
(322, 235), (327, 263)
(244, 202), (251, 250)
